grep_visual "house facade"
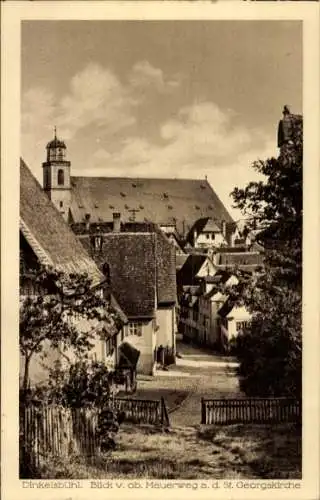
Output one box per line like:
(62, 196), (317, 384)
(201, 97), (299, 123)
(20, 159), (127, 387)
(193, 219), (226, 248)
(76, 220), (177, 375)
(185, 218), (245, 250)
(177, 248), (254, 352)
(218, 301), (251, 352)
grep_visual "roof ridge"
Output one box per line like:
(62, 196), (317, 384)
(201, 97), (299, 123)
(71, 175), (209, 182)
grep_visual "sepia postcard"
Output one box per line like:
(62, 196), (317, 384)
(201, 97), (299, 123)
(1, 2), (320, 500)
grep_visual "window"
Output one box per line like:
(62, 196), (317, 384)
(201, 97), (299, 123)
(236, 321), (250, 332)
(57, 148), (63, 161)
(128, 322), (143, 337)
(57, 169), (64, 186)
(59, 201), (63, 208)
(206, 234), (210, 240)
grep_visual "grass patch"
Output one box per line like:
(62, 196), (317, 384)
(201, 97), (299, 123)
(198, 422), (302, 479)
(35, 422), (301, 480)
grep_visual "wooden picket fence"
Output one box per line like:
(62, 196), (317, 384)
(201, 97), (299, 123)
(20, 405), (99, 472)
(113, 397), (170, 426)
(201, 397), (301, 425)
(20, 397), (170, 471)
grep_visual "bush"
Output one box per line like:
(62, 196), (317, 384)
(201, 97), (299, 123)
(47, 359), (113, 407)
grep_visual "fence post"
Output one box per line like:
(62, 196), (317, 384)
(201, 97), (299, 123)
(160, 397), (165, 425)
(201, 398), (206, 424)
(160, 397), (170, 427)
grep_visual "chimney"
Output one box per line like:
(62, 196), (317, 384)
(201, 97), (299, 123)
(221, 220), (227, 239)
(84, 213), (91, 232)
(113, 212), (121, 232)
(193, 229), (197, 246)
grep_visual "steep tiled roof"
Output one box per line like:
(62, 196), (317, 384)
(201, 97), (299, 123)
(186, 217), (217, 244)
(176, 254), (188, 271)
(79, 230), (176, 318)
(218, 300), (250, 320)
(217, 252), (264, 267)
(153, 226), (177, 305)
(69, 177), (233, 238)
(203, 270), (230, 285)
(177, 254), (207, 286)
(186, 217), (237, 246)
(217, 299), (234, 318)
(20, 159), (104, 287)
(77, 221), (176, 305)
(202, 219), (222, 233)
(98, 233), (157, 318)
(211, 246), (249, 253)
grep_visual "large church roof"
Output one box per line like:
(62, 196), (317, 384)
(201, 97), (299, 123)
(69, 176), (233, 237)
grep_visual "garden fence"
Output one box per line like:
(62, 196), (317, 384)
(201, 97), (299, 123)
(201, 397), (301, 425)
(20, 397), (170, 471)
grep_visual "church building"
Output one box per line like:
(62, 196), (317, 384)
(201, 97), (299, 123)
(42, 131), (234, 240)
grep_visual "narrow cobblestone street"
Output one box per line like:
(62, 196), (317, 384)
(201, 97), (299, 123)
(134, 338), (243, 427)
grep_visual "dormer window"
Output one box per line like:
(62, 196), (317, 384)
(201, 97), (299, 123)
(57, 169), (64, 186)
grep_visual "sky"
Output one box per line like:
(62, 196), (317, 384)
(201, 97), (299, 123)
(21, 20), (302, 219)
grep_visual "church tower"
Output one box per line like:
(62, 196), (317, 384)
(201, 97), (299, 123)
(42, 128), (71, 221)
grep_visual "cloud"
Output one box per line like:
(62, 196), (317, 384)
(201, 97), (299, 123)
(21, 63), (139, 175)
(22, 66), (275, 219)
(21, 87), (58, 176)
(89, 101), (276, 218)
(21, 60), (181, 174)
(22, 64), (138, 143)
(92, 101), (275, 172)
(129, 60), (181, 93)
(57, 63), (137, 140)
(159, 102), (254, 166)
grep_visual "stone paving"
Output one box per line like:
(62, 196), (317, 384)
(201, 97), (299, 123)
(135, 339), (243, 427)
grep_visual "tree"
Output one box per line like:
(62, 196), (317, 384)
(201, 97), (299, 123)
(19, 266), (122, 395)
(228, 111), (302, 397)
